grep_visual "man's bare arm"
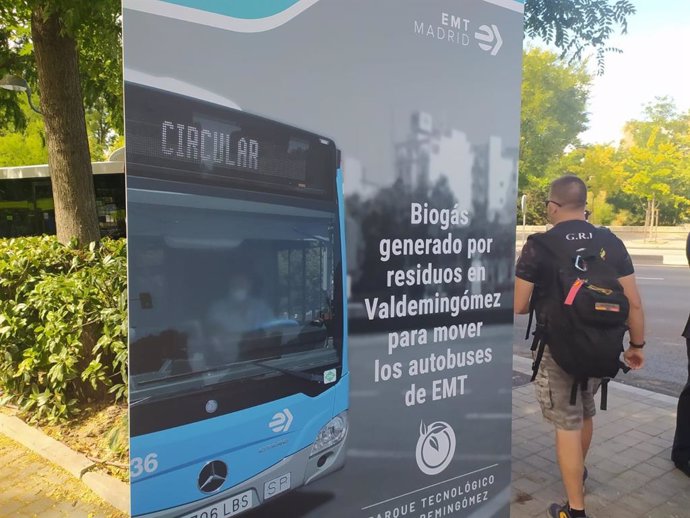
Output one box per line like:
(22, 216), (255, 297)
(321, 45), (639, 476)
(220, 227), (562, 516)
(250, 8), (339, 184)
(514, 277), (534, 315)
(619, 273), (645, 369)
(619, 273), (644, 343)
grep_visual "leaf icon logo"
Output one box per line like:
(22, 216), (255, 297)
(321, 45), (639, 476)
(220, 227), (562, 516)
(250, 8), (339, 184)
(415, 420), (456, 476)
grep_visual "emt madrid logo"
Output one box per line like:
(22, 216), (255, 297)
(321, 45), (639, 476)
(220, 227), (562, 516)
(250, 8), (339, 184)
(269, 409), (294, 433)
(415, 421), (456, 475)
(413, 11), (503, 56)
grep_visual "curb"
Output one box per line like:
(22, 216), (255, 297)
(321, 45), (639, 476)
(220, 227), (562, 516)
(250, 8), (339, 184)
(629, 253), (664, 265)
(513, 354), (679, 406)
(0, 411), (130, 514)
(630, 253), (687, 266)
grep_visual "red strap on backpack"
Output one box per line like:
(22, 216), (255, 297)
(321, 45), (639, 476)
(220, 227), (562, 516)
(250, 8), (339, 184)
(564, 278), (585, 306)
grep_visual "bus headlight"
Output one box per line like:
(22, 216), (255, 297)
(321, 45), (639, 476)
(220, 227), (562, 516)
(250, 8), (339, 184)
(310, 413), (347, 457)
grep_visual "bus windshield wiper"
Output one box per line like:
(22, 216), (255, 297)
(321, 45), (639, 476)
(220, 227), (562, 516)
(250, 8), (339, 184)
(291, 226), (329, 243)
(252, 361), (323, 384)
(136, 360), (242, 386)
(130, 395), (153, 408)
(134, 354), (285, 387)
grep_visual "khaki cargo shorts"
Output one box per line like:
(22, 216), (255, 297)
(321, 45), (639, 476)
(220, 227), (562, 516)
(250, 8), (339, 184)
(533, 347), (601, 431)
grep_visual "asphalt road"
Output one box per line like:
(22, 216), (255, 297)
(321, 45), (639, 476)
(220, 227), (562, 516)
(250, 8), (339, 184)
(513, 264), (690, 396)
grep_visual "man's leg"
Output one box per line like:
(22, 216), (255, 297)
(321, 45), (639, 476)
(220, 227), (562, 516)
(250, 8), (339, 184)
(536, 349), (590, 515)
(555, 428), (585, 510)
(581, 416), (593, 459)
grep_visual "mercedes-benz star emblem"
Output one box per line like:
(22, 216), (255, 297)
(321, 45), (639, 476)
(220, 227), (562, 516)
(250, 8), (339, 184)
(198, 460), (227, 493)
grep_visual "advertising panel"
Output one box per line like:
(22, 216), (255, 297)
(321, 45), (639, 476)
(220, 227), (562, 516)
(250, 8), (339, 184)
(124, 1), (524, 517)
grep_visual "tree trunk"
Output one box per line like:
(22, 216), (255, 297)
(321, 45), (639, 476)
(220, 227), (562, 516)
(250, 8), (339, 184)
(31, 7), (100, 246)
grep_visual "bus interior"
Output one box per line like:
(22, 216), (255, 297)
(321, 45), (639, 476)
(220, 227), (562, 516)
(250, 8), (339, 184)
(128, 189), (341, 400)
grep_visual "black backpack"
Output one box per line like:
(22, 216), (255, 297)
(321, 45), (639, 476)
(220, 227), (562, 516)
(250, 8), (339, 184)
(525, 228), (631, 410)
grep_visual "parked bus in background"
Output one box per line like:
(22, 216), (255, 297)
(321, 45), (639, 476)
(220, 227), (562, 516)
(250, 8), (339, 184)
(0, 156), (125, 238)
(125, 77), (349, 518)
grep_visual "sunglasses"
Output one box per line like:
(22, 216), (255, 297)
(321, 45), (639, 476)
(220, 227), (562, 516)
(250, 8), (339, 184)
(544, 199), (562, 208)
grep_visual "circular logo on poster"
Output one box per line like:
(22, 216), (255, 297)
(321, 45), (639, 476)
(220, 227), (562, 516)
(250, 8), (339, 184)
(415, 421), (456, 476)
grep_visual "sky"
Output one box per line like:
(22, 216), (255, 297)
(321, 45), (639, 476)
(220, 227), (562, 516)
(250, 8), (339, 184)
(577, 0), (690, 145)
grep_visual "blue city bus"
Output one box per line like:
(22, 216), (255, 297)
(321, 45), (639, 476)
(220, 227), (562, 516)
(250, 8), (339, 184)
(125, 79), (349, 517)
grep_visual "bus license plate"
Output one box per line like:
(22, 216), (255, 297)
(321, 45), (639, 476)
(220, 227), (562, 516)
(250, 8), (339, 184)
(264, 473), (291, 500)
(181, 490), (255, 518)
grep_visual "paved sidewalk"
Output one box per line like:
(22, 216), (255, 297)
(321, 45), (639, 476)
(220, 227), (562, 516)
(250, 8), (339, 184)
(3, 363), (688, 518)
(510, 358), (690, 518)
(623, 237), (687, 266)
(0, 433), (126, 518)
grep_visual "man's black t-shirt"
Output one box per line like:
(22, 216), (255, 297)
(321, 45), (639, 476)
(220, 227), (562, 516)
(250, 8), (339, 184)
(516, 220), (634, 284)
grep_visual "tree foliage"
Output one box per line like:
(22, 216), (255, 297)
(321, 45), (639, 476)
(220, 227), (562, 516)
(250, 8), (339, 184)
(0, 0), (122, 133)
(619, 101), (690, 224)
(0, 1), (121, 244)
(0, 236), (127, 422)
(524, 0), (636, 74)
(0, 96), (47, 166)
(87, 98), (120, 161)
(524, 98), (690, 226)
(0, 23), (34, 130)
(518, 48), (591, 222)
(623, 97), (690, 148)
(554, 144), (622, 224)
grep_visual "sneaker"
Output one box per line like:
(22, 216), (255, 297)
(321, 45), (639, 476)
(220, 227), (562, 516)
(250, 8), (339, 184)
(547, 503), (588, 518)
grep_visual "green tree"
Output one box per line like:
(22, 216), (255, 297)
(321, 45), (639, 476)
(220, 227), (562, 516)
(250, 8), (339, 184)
(0, 24), (34, 129)
(86, 98), (119, 161)
(0, 0), (121, 245)
(0, 95), (117, 165)
(518, 180), (550, 225)
(525, 0), (636, 73)
(0, 97), (48, 166)
(623, 96), (690, 148)
(621, 129), (690, 225)
(539, 100), (690, 227)
(518, 48), (591, 223)
(617, 99), (690, 225)
(554, 144), (622, 224)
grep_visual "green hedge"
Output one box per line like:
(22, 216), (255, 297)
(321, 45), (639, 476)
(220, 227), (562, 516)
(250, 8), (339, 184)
(0, 236), (127, 423)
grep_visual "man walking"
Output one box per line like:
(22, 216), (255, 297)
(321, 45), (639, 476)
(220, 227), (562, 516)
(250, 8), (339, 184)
(514, 175), (645, 518)
(672, 231), (690, 477)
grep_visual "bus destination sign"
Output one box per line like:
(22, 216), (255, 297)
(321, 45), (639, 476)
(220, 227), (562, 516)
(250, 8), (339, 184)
(161, 121), (260, 171)
(125, 82), (335, 197)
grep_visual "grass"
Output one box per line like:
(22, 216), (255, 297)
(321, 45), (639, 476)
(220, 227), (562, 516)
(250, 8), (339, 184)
(32, 402), (129, 483)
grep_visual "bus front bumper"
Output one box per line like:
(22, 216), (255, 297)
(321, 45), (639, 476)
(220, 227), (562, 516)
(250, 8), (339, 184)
(135, 419), (348, 517)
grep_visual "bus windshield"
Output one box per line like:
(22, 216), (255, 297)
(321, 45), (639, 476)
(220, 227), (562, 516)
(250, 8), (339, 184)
(128, 187), (342, 404)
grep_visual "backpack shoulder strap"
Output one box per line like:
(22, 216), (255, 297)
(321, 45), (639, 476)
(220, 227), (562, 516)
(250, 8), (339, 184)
(522, 233), (547, 341)
(595, 225), (614, 236)
(585, 226), (611, 256)
(523, 230), (574, 340)
(530, 230), (572, 264)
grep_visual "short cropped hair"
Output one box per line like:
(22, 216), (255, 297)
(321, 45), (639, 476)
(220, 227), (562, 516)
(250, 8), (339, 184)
(549, 175), (587, 209)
